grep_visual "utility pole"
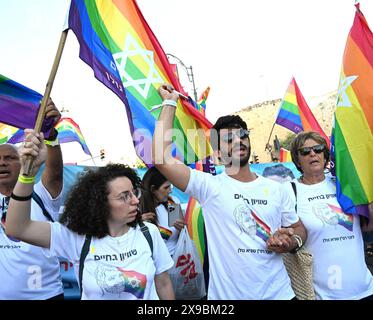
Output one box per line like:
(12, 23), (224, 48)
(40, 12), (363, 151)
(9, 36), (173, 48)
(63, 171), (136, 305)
(166, 53), (198, 102)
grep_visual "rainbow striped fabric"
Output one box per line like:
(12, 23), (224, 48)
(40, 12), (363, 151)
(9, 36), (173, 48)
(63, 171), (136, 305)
(67, 0), (213, 165)
(116, 268), (146, 299)
(158, 226), (172, 241)
(185, 157), (216, 267)
(331, 3), (373, 216)
(327, 204), (354, 231)
(279, 147), (292, 162)
(251, 211), (272, 242)
(0, 74), (53, 135)
(55, 117), (92, 155)
(197, 87), (210, 116)
(7, 117), (91, 156)
(0, 123), (19, 144)
(275, 77), (329, 145)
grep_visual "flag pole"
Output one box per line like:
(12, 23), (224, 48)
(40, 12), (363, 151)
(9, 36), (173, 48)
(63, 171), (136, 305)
(23, 29), (69, 176)
(264, 122), (276, 151)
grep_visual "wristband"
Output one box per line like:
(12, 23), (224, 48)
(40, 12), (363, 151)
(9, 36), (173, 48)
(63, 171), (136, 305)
(162, 99), (177, 108)
(290, 234), (303, 254)
(45, 138), (60, 147)
(18, 175), (35, 184)
(11, 193), (33, 201)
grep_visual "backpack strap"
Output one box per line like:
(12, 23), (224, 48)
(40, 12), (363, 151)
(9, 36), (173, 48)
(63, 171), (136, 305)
(78, 223), (153, 299)
(78, 235), (92, 299)
(32, 192), (54, 222)
(290, 181), (297, 212)
(139, 221), (153, 257)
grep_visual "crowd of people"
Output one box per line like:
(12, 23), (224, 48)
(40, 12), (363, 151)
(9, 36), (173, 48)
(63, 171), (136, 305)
(1, 86), (373, 300)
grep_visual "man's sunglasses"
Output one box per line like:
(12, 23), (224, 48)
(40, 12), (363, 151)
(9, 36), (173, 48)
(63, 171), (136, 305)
(298, 144), (325, 156)
(221, 129), (250, 143)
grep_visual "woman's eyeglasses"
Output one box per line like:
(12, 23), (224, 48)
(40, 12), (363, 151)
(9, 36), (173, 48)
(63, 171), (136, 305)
(111, 188), (141, 204)
(298, 144), (325, 156)
(221, 128), (249, 143)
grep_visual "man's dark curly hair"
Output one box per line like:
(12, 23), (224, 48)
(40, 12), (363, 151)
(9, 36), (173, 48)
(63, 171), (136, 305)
(59, 164), (142, 238)
(210, 115), (248, 151)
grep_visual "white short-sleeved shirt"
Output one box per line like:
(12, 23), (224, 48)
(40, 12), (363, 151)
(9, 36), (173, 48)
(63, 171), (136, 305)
(47, 222), (173, 300)
(156, 196), (181, 256)
(0, 182), (64, 300)
(185, 169), (299, 300)
(285, 177), (373, 300)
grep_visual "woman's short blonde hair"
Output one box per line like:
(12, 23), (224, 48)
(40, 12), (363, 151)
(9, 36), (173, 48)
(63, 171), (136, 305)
(290, 131), (330, 173)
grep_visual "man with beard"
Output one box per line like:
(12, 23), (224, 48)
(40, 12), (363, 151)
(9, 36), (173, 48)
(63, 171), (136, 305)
(153, 84), (307, 300)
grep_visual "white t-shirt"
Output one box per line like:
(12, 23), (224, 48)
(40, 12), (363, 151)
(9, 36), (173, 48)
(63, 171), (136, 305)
(186, 169), (299, 300)
(47, 221), (174, 300)
(0, 182), (64, 300)
(156, 196), (181, 256)
(285, 177), (373, 300)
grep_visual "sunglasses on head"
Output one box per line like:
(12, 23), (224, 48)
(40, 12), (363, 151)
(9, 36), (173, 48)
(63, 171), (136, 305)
(298, 144), (325, 156)
(221, 128), (249, 143)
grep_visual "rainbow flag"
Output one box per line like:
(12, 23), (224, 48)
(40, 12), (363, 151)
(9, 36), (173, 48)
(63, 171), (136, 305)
(327, 204), (354, 231)
(251, 211), (272, 242)
(196, 87), (210, 116)
(7, 117), (92, 155)
(275, 77), (330, 145)
(279, 147), (292, 162)
(0, 74), (54, 135)
(116, 268), (146, 299)
(158, 225), (172, 241)
(331, 3), (373, 216)
(0, 123), (19, 144)
(55, 117), (92, 155)
(185, 158), (215, 266)
(67, 0), (213, 165)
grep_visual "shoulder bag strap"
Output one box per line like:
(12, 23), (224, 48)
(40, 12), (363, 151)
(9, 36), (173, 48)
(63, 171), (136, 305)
(139, 221), (153, 258)
(32, 192), (54, 222)
(79, 235), (92, 299)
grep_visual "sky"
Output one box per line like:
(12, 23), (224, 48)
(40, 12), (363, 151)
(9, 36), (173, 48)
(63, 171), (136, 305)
(0, 0), (372, 165)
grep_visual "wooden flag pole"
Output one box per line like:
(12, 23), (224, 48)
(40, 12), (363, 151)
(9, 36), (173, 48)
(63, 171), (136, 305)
(23, 29), (69, 176)
(264, 122), (276, 151)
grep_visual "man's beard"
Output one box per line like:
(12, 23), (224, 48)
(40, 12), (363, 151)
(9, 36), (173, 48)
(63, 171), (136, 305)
(222, 144), (251, 167)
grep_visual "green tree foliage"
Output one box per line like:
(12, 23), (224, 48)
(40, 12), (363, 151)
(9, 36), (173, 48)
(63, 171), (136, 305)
(281, 133), (296, 150)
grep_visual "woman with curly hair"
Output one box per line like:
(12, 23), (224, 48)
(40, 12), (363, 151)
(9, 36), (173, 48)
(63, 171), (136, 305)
(140, 167), (185, 256)
(6, 129), (174, 300)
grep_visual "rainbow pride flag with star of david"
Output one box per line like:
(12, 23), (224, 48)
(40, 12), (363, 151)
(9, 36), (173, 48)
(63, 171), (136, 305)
(117, 268), (146, 299)
(331, 3), (373, 216)
(327, 204), (354, 231)
(67, 0), (213, 165)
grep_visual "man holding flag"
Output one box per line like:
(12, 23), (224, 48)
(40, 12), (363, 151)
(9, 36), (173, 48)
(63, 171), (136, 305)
(0, 99), (65, 300)
(153, 84), (307, 300)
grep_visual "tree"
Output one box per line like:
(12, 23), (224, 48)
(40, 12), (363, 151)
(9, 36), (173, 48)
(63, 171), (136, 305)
(281, 133), (296, 150)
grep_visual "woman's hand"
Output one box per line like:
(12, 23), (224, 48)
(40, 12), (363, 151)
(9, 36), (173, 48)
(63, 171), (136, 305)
(173, 218), (186, 232)
(142, 212), (156, 223)
(19, 129), (47, 176)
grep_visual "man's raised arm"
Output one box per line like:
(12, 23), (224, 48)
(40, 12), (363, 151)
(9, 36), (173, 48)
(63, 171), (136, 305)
(152, 84), (190, 192)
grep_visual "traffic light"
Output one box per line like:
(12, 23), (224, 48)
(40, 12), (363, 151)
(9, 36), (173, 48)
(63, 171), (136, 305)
(100, 149), (105, 160)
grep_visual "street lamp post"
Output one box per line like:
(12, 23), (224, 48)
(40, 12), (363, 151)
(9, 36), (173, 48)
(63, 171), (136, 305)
(166, 53), (198, 102)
